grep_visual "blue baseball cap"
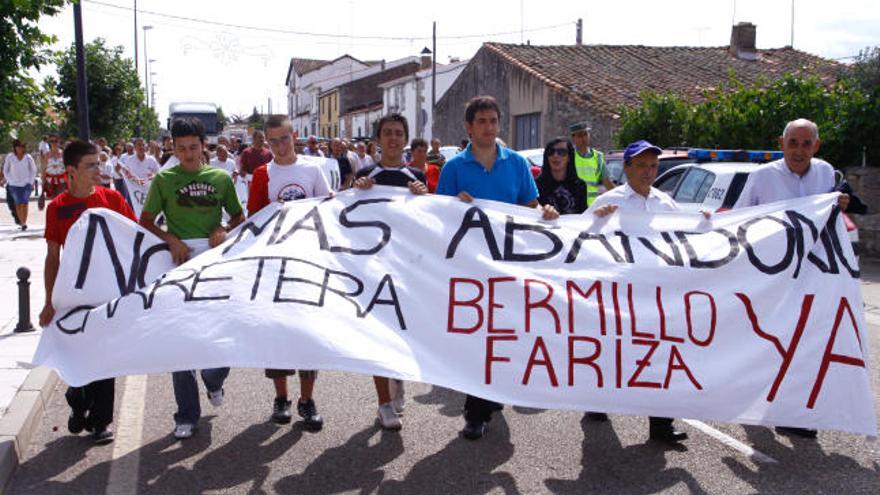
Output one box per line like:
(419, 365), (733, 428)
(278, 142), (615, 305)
(623, 140), (662, 162)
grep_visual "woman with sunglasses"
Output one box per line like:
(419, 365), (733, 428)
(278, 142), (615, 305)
(535, 137), (588, 214)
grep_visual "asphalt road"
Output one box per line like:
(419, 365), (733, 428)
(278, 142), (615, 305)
(6, 321), (880, 495)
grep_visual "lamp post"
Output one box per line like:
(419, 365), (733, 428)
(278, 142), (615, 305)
(73, 2), (90, 140)
(142, 25), (153, 107)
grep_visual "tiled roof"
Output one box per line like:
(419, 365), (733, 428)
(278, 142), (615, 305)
(484, 43), (843, 117)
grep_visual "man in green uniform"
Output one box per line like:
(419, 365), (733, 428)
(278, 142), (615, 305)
(570, 121), (614, 206)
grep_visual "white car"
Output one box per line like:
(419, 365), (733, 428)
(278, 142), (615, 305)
(654, 161), (859, 255)
(516, 148), (544, 168)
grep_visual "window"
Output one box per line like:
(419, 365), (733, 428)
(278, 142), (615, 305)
(655, 169), (686, 194)
(513, 113), (540, 150)
(673, 169), (715, 203)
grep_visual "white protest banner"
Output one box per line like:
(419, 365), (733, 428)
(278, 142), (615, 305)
(122, 174), (151, 218)
(32, 187), (876, 435)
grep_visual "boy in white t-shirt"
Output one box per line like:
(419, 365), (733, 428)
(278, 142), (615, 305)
(247, 115), (330, 432)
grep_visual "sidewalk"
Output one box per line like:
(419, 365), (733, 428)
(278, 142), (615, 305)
(0, 205), (58, 490)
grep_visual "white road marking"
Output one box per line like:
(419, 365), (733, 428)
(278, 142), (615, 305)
(684, 419), (778, 464)
(106, 375), (148, 495)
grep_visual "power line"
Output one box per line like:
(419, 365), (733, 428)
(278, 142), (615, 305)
(83, 0), (570, 42)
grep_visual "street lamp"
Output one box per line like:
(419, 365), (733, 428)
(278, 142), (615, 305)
(148, 59), (157, 109)
(142, 25), (153, 107)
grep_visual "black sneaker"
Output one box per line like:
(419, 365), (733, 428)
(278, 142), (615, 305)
(271, 397), (292, 424)
(462, 420), (487, 440)
(91, 427), (114, 445)
(68, 414), (87, 435)
(297, 398), (323, 431)
(775, 426), (818, 439)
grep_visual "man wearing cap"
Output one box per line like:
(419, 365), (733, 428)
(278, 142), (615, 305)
(570, 122), (614, 207)
(588, 139), (690, 445)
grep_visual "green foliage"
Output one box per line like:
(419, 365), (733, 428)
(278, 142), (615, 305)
(55, 38), (160, 142)
(247, 106), (264, 127)
(216, 106), (227, 132)
(615, 67), (880, 167)
(0, 0), (69, 143)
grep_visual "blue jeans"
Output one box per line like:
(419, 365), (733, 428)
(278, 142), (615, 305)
(172, 367), (229, 426)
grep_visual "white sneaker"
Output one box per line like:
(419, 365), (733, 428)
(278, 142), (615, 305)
(174, 423), (194, 439)
(377, 402), (402, 430)
(390, 379), (405, 415)
(208, 388), (224, 407)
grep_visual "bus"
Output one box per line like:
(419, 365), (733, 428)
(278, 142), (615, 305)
(167, 102), (220, 144)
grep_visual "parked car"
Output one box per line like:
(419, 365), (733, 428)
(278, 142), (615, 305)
(515, 148), (544, 178)
(653, 149), (859, 255)
(607, 148), (693, 186)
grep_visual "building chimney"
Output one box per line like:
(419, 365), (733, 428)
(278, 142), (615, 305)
(420, 47), (433, 70)
(729, 22), (758, 60)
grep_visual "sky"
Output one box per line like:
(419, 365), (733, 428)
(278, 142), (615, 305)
(36, 0), (880, 125)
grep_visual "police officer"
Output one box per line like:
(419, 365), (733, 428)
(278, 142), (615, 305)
(570, 121), (614, 206)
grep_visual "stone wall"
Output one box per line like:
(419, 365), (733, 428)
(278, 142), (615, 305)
(844, 167), (880, 258)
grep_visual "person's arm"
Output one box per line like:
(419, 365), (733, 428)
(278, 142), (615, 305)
(38, 241), (61, 327)
(139, 211), (191, 265)
(209, 176), (245, 247)
(525, 199), (560, 220)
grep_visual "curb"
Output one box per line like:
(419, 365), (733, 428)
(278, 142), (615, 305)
(0, 367), (59, 493)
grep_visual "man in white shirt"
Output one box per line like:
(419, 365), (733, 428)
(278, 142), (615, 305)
(303, 135), (324, 157)
(734, 118), (849, 211)
(589, 139), (692, 446)
(733, 118), (848, 440)
(122, 138), (160, 183)
(209, 145), (238, 176)
(353, 142), (374, 171)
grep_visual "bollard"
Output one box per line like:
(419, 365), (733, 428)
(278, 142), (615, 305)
(15, 267), (35, 333)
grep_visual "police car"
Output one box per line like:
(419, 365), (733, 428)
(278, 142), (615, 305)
(654, 148), (859, 254)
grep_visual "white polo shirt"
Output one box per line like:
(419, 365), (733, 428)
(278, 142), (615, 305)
(589, 183), (679, 213)
(734, 158), (835, 208)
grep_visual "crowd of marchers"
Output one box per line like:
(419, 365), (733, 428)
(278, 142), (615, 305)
(0, 93), (851, 446)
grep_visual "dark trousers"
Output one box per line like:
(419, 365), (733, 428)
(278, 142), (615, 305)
(649, 416), (674, 430)
(65, 378), (115, 430)
(464, 394), (503, 423)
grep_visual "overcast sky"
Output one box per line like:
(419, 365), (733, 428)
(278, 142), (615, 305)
(37, 0), (880, 125)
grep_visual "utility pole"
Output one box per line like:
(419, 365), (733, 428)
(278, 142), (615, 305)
(133, 0), (138, 71)
(576, 18), (583, 45)
(73, 2), (90, 140)
(143, 25), (152, 107)
(790, 0), (795, 47)
(431, 21), (437, 113)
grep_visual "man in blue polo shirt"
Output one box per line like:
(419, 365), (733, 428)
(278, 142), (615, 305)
(436, 95), (558, 440)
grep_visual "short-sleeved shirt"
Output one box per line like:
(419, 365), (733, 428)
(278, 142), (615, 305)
(435, 143), (538, 205)
(45, 187), (136, 246)
(247, 157), (331, 216)
(356, 164), (426, 188)
(239, 146), (274, 175)
(209, 157), (237, 175)
(125, 155), (160, 180)
(733, 158), (836, 208)
(588, 183), (679, 213)
(143, 165), (242, 239)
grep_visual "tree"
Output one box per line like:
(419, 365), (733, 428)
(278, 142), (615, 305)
(55, 38), (160, 141)
(216, 106), (227, 132)
(615, 71), (879, 168)
(247, 106), (264, 128)
(0, 0), (69, 143)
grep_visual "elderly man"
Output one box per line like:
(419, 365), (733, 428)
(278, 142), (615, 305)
(734, 118), (849, 211)
(239, 131), (274, 178)
(733, 118), (849, 439)
(589, 139), (701, 445)
(303, 135), (324, 157)
(570, 122), (614, 207)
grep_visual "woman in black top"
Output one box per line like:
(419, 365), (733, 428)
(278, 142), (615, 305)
(535, 137), (588, 214)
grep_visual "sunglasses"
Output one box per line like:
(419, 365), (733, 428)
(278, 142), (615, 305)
(550, 147), (568, 156)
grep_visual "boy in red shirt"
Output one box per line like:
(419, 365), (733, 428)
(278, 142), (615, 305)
(248, 115), (330, 431)
(39, 140), (137, 445)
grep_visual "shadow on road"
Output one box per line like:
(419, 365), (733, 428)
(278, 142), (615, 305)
(274, 424), (404, 494)
(378, 413), (517, 495)
(141, 420), (303, 494)
(412, 385), (464, 417)
(544, 415), (708, 495)
(722, 425), (880, 493)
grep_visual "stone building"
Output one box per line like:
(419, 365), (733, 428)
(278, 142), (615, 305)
(433, 23), (841, 151)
